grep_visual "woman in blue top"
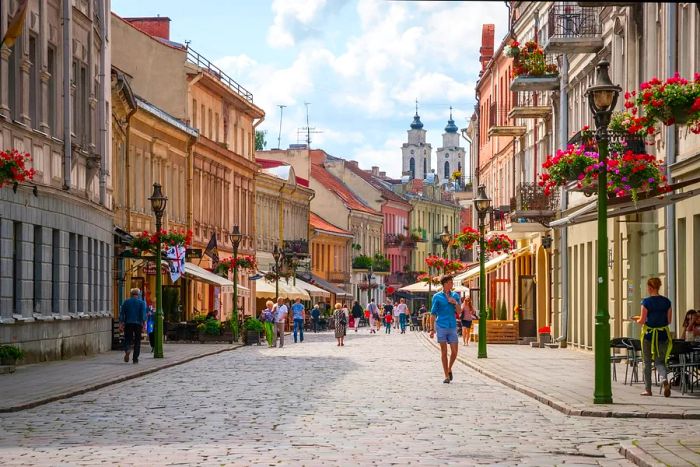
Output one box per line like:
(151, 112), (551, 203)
(636, 277), (673, 397)
(429, 275), (461, 384)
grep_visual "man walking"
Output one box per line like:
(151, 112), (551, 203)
(311, 304), (321, 332)
(291, 298), (305, 343)
(429, 275), (460, 383)
(273, 297), (288, 348)
(397, 298), (409, 334)
(119, 288), (147, 364)
(367, 298), (379, 333)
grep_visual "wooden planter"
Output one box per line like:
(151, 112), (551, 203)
(470, 320), (519, 344)
(244, 330), (262, 346)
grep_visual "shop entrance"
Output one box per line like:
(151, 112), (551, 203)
(519, 275), (537, 338)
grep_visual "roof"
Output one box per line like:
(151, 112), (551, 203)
(342, 161), (411, 207)
(255, 158), (310, 187)
(310, 213), (353, 237)
(310, 164), (380, 215)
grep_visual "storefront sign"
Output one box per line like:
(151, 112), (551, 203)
(143, 261), (171, 275)
(186, 248), (202, 259)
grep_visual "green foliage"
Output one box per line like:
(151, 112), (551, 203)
(243, 318), (264, 332)
(255, 130), (267, 151)
(0, 345), (24, 361)
(351, 243), (362, 251)
(486, 305), (495, 320)
(192, 313), (207, 325)
(352, 255), (373, 269)
(163, 287), (181, 322)
(498, 300), (508, 320)
(197, 319), (222, 336)
(372, 253), (391, 272)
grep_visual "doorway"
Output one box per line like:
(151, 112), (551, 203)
(519, 275), (537, 338)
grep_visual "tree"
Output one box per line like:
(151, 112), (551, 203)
(255, 130), (267, 151)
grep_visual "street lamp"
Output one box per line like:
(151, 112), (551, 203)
(272, 244), (282, 299)
(586, 60), (620, 405)
(473, 184), (491, 359)
(439, 225), (451, 260)
(229, 225), (242, 338)
(149, 183), (167, 359)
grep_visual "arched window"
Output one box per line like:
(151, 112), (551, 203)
(409, 157), (415, 179)
(444, 161), (450, 179)
(423, 158), (427, 178)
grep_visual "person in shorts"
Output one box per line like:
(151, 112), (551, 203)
(429, 275), (460, 383)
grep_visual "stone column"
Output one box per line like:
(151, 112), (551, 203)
(77, 235), (87, 313)
(35, 226), (53, 316)
(15, 223), (35, 319)
(0, 219), (14, 322)
(19, 56), (31, 126)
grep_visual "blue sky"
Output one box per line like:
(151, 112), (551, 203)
(112, 0), (509, 178)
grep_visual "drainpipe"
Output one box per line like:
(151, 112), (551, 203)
(98, 0), (107, 205)
(62, 0), (72, 190)
(558, 55), (569, 347)
(665, 3), (677, 323)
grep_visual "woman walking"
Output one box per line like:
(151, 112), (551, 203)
(334, 303), (347, 346)
(460, 297), (476, 346)
(636, 277), (673, 397)
(260, 301), (275, 347)
(351, 300), (363, 332)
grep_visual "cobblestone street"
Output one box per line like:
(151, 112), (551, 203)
(1, 331), (699, 466)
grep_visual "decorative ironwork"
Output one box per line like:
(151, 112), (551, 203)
(547, 3), (601, 40)
(568, 129), (646, 154)
(385, 233), (417, 249)
(510, 183), (559, 227)
(186, 48), (254, 103)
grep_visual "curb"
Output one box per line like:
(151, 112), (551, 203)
(0, 345), (242, 413)
(619, 442), (665, 467)
(418, 333), (700, 420)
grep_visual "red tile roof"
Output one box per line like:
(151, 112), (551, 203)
(343, 162), (411, 207)
(311, 164), (380, 215)
(310, 213), (353, 236)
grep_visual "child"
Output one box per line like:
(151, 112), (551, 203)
(384, 312), (393, 334)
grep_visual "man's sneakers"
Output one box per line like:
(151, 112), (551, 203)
(124, 351), (130, 363)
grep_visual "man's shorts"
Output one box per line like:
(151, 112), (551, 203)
(436, 326), (459, 344)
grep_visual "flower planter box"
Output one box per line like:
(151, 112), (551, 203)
(470, 320), (519, 344)
(538, 333), (552, 347)
(244, 330), (262, 346)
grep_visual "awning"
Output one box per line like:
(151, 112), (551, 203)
(552, 177), (700, 228)
(454, 247), (530, 285)
(294, 277), (330, 298)
(308, 274), (353, 298)
(254, 278), (310, 300)
(184, 263), (249, 294)
(399, 281), (470, 294)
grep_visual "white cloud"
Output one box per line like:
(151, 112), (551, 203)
(266, 0), (350, 48)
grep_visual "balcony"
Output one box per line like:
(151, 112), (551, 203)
(577, 2), (637, 6)
(283, 239), (309, 256)
(385, 233), (418, 249)
(509, 182), (560, 220)
(508, 91), (552, 120)
(510, 54), (560, 92)
(386, 271), (418, 285)
(544, 3), (603, 54)
(327, 271), (350, 283)
(488, 103), (526, 138)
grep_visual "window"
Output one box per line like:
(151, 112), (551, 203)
(208, 109), (213, 139)
(192, 99), (197, 128)
(33, 226), (42, 313)
(409, 157), (415, 179)
(8, 41), (18, 120)
(201, 104), (205, 136)
(29, 36), (39, 129)
(12, 222), (19, 314)
(423, 158), (427, 178)
(73, 61), (89, 145)
(215, 113), (219, 142)
(47, 46), (57, 135)
(444, 161), (450, 179)
(52, 229), (60, 313)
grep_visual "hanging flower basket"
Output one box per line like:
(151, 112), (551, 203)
(424, 255), (467, 274)
(216, 255), (257, 277)
(453, 227), (479, 249)
(417, 273), (441, 286)
(538, 144), (598, 195)
(0, 149), (36, 189)
(629, 72), (700, 133)
(507, 40), (558, 78)
(129, 229), (192, 255)
(485, 234), (513, 254)
(579, 150), (667, 201)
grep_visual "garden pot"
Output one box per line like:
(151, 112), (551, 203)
(671, 106), (690, 125)
(245, 330), (261, 346)
(538, 333), (551, 346)
(1, 356), (17, 366)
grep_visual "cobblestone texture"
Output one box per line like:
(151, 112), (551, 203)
(0, 331), (699, 466)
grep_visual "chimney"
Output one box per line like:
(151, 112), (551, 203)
(479, 24), (495, 71)
(347, 160), (359, 168)
(379, 171), (386, 178)
(124, 17), (172, 41)
(371, 166), (379, 176)
(310, 149), (326, 165)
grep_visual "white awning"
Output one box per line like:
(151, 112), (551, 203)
(184, 263), (250, 294)
(254, 278), (310, 300)
(454, 247), (530, 285)
(399, 282), (470, 294)
(549, 201), (597, 227)
(294, 277), (331, 298)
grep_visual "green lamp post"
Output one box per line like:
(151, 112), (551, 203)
(149, 183), (167, 359)
(229, 225), (243, 341)
(586, 60), (620, 404)
(473, 184), (491, 359)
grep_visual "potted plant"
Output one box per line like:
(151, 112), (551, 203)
(197, 319), (222, 343)
(0, 150), (36, 189)
(0, 345), (24, 366)
(538, 326), (552, 347)
(538, 144), (598, 195)
(454, 227), (479, 249)
(129, 229), (193, 255)
(485, 234), (513, 254)
(243, 318), (263, 346)
(506, 40), (558, 78)
(352, 254), (373, 270)
(628, 72), (700, 132)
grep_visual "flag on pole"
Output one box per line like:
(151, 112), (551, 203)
(204, 233), (219, 267)
(1, 0), (30, 49)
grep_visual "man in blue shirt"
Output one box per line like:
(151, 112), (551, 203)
(119, 288), (147, 364)
(429, 275), (461, 383)
(310, 305), (321, 333)
(291, 298), (305, 343)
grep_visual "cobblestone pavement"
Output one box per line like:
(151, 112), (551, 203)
(1, 331), (699, 466)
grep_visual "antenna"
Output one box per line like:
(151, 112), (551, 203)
(296, 102), (322, 145)
(276, 104), (286, 149)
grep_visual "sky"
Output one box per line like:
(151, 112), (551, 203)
(112, 0), (509, 179)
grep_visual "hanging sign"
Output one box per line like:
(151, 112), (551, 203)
(166, 245), (186, 282)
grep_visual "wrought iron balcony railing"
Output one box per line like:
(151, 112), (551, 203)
(509, 183), (560, 222)
(186, 48), (254, 103)
(545, 3), (604, 54)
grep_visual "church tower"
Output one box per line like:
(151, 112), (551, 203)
(436, 108), (465, 185)
(401, 102), (432, 180)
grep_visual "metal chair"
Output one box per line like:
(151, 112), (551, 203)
(610, 337), (628, 382)
(623, 338), (642, 385)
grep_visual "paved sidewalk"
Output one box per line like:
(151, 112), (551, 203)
(421, 333), (700, 419)
(0, 343), (241, 412)
(620, 439), (700, 467)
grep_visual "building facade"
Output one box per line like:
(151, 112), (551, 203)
(0, 0), (113, 362)
(309, 212), (353, 304)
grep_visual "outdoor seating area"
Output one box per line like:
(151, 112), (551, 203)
(610, 337), (700, 395)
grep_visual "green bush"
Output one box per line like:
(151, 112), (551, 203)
(498, 301), (508, 320)
(0, 345), (24, 361)
(197, 319), (222, 336)
(243, 318), (264, 332)
(486, 305), (495, 320)
(192, 313), (207, 325)
(372, 254), (391, 272)
(352, 255), (373, 269)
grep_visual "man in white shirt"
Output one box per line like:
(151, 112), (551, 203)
(273, 297), (288, 348)
(397, 298), (409, 334)
(393, 301), (400, 329)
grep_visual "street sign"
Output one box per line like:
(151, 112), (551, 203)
(186, 248), (202, 259)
